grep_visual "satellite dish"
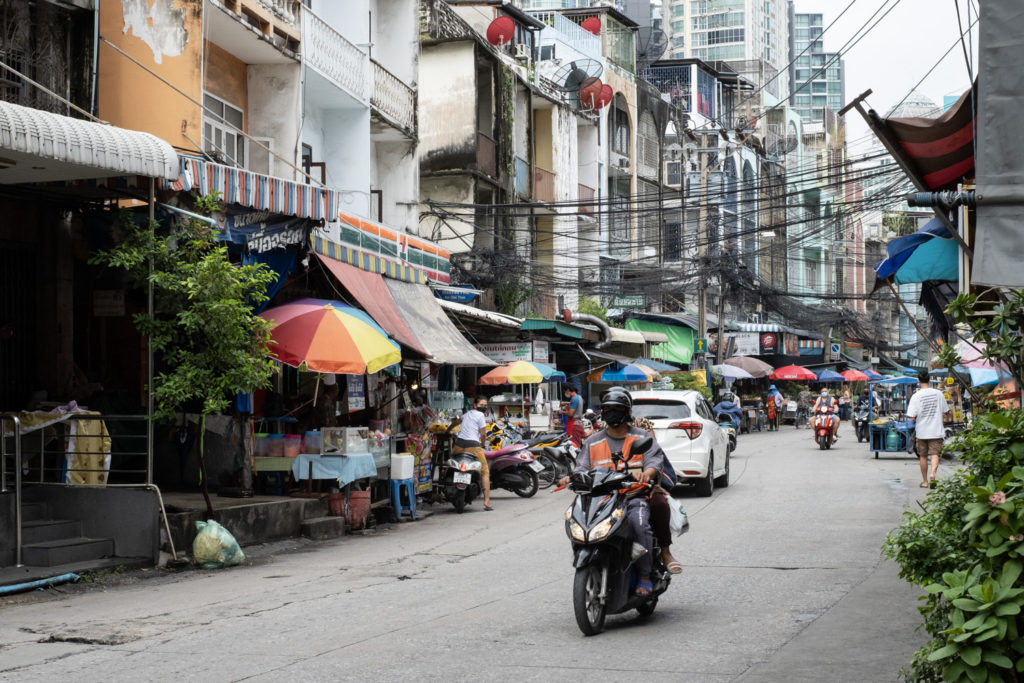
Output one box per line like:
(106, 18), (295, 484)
(635, 27), (668, 72)
(486, 16), (516, 46)
(550, 59), (603, 93)
(596, 84), (613, 109)
(581, 17), (601, 35)
(579, 77), (603, 109)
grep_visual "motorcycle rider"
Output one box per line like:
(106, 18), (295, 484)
(559, 387), (676, 595)
(446, 396), (493, 511)
(856, 387), (880, 412)
(713, 391), (743, 430)
(812, 386), (840, 442)
(796, 386), (813, 427)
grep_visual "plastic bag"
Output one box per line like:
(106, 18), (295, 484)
(668, 497), (690, 537)
(192, 520), (245, 569)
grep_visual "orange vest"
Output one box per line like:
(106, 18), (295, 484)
(589, 434), (643, 472)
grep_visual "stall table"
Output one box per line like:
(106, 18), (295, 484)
(292, 452), (378, 489)
(869, 420), (916, 459)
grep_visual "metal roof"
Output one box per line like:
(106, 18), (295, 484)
(0, 100), (178, 183)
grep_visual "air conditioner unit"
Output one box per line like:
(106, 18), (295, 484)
(616, 157), (630, 169)
(514, 43), (530, 60)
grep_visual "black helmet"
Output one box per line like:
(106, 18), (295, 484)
(722, 391), (734, 402)
(600, 386), (632, 410)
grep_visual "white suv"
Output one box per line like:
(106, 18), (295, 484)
(631, 389), (731, 497)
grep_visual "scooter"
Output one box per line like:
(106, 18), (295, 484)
(485, 444), (542, 497)
(812, 405), (837, 450)
(437, 448), (483, 513)
(853, 406), (870, 443)
(532, 437), (578, 489)
(562, 435), (671, 636)
(715, 416), (738, 453)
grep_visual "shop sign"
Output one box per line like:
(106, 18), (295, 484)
(347, 374), (365, 412)
(420, 361), (437, 389)
(532, 341), (549, 364)
(476, 342), (533, 363)
(93, 290), (125, 317)
(611, 295), (645, 308)
(730, 332), (760, 356)
(223, 208), (307, 253)
(759, 332), (778, 354)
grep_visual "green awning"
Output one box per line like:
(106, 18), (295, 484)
(521, 318), (586, 339)
(625, 319), (694, 365)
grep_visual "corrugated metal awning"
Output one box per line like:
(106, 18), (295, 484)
(0, 100), (178, 183)
(436, 298), (522, 329)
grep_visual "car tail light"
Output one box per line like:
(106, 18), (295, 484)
(668, 421), (703, 439)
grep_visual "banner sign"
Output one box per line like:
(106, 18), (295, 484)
(532, 341), (550, 364)
(476, 342), (533, 363)
(730, 332), (760, 357)
(222, 207), (308, 254)
(347, 374), (365, 412)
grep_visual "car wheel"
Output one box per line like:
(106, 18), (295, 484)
(694, 454), (714, 497)
(714, 449), (730, 488)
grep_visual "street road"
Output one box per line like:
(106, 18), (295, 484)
(1, 422), (936, 682)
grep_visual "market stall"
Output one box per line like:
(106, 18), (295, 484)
(868, 376), (918, 459)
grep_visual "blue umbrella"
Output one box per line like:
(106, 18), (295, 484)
(589, 362), (653, 383)
(864, 369), (884, 380)
(815, 369), (845, 382)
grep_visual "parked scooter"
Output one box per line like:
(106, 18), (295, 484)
(485, 444), (543, 497)
(717, 419), (737, 452)
(812, 405), (837, 450)
(853, 407), (870, 443)
(532, 436), (578, 488)
(562, 435), (671, 635)
(437, 448), (483, 513)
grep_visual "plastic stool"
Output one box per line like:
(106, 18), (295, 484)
(389, 478), (417, 520)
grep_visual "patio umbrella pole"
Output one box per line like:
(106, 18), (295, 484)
(885, 281), (982, 404)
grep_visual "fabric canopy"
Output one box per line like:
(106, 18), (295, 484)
(874, 216), (959, 287)
(384, 279), (495, 366)
(624, 318), (694, 365)
(316, 253), (426, 355)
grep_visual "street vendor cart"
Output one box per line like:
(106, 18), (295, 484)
(868, 376), (918, 459)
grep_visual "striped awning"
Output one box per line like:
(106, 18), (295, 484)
(163, 156), (338, 221)
(798, 339), (824, 349)
(738, 323), (783, 333)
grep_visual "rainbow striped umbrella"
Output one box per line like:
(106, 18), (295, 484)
(259, 298), (401, 374)
(478, 361), (566, 385)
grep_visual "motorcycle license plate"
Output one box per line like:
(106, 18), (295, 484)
(528, 460), (544, 472)
(453, 472), (472, 484)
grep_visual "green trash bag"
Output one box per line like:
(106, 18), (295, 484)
(192, 520), (245, 569)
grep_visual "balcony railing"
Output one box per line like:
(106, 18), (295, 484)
(477, 132), (497, 178)
(534, 166), (555, 203)
(578, 183), (595, 215)
(261, 0), (300, 26)
(302, 6), (369, 102)
(371, 59), (415, 136)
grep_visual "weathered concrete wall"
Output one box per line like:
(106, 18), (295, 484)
(302, 105), (373, 217)
(100, 0), (203, 154)
(317, 0), (369, 47)
(371, 0), (418, 85)
(419, 42), (477, 173)
(248, 63), (302, 179)
(418, 177), (475, 254)
(166, 497), (313, 551)
(372, 138), (418, 230)
(205, 40), (248, 122)
(552, 105), (580, 311)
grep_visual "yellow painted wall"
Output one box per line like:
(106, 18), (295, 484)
(204, 40), (248, 129)
(534, 109), (553, 171)
(98, 0), (203, 153)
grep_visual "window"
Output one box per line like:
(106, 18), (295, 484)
(612, 101), (630, 155)
(806, 259), (818, 289)
(796, 56), (810, 67)
(664, 221), (682, 261)
(633, 399), (691, 421)
(638, 111), (659, 177)
(812, 81), (827, 93)
(203, 92), (245, 167)
(667, 161), (681, 186)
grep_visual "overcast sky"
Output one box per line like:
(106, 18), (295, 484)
(793, 0), (979, 152)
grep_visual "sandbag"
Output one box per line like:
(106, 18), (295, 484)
(192, 520), (245, 569)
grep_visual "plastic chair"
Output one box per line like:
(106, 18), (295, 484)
(390, 478), (417, 520)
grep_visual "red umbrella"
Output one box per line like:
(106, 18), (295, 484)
(769, 364), (817, 381)
(840, 369), (870, 382)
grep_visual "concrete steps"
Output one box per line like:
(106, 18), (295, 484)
(21, 537), (115, 567)
(300, 516), (346, 540)
(21, 519), (82, 545)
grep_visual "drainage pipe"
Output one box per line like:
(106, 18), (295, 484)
(0, 573), (80, 596)
(562, 310), (611, 349)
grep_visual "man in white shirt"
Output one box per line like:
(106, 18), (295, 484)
(447, 396), (493, 510)
(906, 370), (950, 489)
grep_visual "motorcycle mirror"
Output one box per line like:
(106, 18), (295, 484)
(632, 435), (654, 454)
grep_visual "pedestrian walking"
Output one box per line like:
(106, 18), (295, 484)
(906, 370), (950, 489)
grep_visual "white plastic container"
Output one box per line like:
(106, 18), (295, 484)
(390, 453), (415, 480)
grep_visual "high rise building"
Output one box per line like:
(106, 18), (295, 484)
(516, 0), (626, 11)
(662, 0), (790, 98)
(790, 13), (844, 125)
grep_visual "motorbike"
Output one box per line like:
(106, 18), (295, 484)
(485, 443), (543, 497)
(532, 436), (578, 489)
(853, 406), (870, 443)
(713, 413), (738, 452)
(438, 448), (483, 513)
(562, 435), (671, 636)
(812, 405), (837, 450)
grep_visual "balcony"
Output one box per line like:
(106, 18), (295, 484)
(578, 183), (595, 216)
(371, 59), (415, 138)
(301, 6), (368, 103)
(477, 132), (497, 178)
(534, 166), (555, 203)
(209, 0), (301, 62)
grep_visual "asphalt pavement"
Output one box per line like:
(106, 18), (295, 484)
(0, 420), (947, 682)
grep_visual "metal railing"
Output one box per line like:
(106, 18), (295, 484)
(370, 59), (416, 136)
(301, 6), (369, 102)
(2, 414), (150, 567)
(477, 132), (497, 178)
(531, 11), (603, 61)
(534, 166), (556, 203)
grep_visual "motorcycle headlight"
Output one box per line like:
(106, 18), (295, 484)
(564, 505), (573, 520)
(568, 520), (586, 542)
(588, 518), (614, 542)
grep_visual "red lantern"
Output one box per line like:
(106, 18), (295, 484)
(581, 17), (601, 35)
(486, 16), (516, 46)
(579, 77), (603, 109)
(596, 84), (614, 110)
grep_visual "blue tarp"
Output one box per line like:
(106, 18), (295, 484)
(874, 216), (959, 285)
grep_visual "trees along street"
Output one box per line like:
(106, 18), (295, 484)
(1, 426), (937, 680)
